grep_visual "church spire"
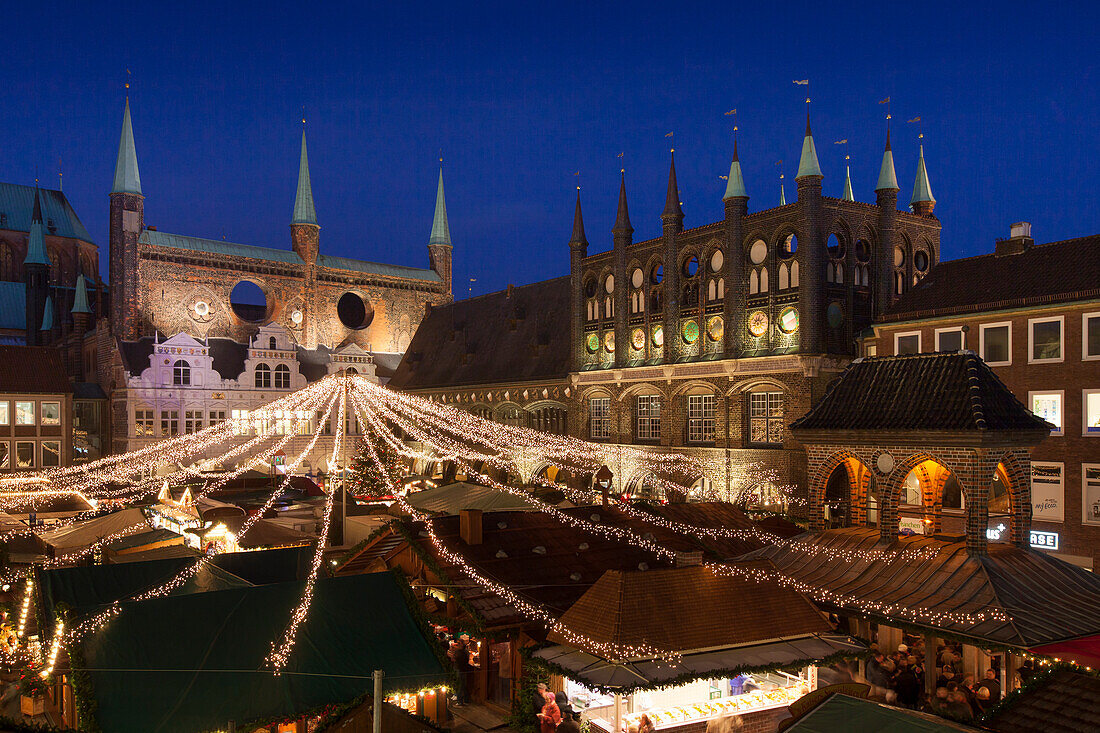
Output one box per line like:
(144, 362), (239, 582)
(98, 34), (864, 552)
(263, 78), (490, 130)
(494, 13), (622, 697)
(661, 150), (684, 230)
(40, 295), (54, 332)
(25, 187), (48, 266)
(779, 174), (787, 206)
(843, 159), (855, 201)
(910, 142), (936, 214)
(111, 97), (142, 195)
(796, 114), (823, 179)
(292, 129), (317, 226)
(429, 167), (451, 246)
(875, 129), (899, 192)
(570, 188), (588, 247)
(72, 272), (91, 314)
(723, 139), (747, 200)
(612, 171), (633, 236)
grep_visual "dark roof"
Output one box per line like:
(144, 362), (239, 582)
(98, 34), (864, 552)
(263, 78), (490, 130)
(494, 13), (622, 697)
(73, 381), (108, 400)
(985, 669), (1100, 733)
(296, 344), (334, 382)
(790, 352), (1052, 435)
(389, 277), (571, 390)
(0, 183), (94, 241)
(788, 693), (980, 732)
(749, 528), (1100, 648)
(883, 234), (1100, 321)
(77, 571), (447, 733)
(0, 346), (72, 393)
(0, 282), (26, 330)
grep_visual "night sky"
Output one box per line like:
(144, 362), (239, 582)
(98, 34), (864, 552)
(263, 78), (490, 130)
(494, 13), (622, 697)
(3, 1), (1097, 298)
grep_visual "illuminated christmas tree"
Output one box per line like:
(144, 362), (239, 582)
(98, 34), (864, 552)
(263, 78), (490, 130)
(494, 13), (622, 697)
(347, 436), (403, 498)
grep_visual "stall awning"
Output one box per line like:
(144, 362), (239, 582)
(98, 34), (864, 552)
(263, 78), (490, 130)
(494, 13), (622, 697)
(1029, 633), (1100, 668)
(533, 634), (865, 691)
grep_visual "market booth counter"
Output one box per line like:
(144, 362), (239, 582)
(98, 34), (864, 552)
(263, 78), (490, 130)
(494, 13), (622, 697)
(529, 563), (865, 733)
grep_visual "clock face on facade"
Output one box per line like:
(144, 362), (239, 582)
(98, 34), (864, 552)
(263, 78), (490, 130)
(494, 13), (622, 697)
(631, 328), (646, 351)
(707, 316), (724, 342)
(603, 331), (615, 353)
(748, 311), (769, 337)
(652, 325), (664, 348)
(585, 333), (599, 353)
(681, 320), (699, 344)
(779, 306), (799, 334)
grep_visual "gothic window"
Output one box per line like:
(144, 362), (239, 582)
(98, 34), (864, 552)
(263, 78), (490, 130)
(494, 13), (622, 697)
(531, 406), (567, 435)
(748, 391), (784, 445)
(649, 288), (662, 313)
(791, 260), (799, 288)
(498, 405), (525, 427)
(269, 336), (277, 350)
(172, 360), (191, 386)
(274, 364), (291, 389)
(681, 281), (699, 308)
(895, 271), (905, 295)
(750, 270), (759, 294)
(255, 363), (271, 388)
(603, 296), (613, 319)
(779, 263), (789, 290)
(49, 253), (61, 284)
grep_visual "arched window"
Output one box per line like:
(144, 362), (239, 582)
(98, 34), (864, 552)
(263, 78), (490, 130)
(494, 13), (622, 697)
(759, 267), (769, 292)
(274, 364), (291, 389)
(255, 363), (271, 388)
(749, 269), (759, 294)
(779, 263), (789, 290)
(172, 360), (191, 386)
(708, 280), (716, 302)
(790, 261), (799, 287)
(649, 288), (662, 313)
(717, 278), (725, 300)
(346, 367), (358, 375)
(269, 336), (277, 350)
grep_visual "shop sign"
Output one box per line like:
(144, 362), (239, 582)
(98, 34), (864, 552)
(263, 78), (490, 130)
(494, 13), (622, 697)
(1029, 530), (1059, 551)
(898, 517), (925, 535)
(986, 523), (1007, 541)
(1031, 462), (1064, 522)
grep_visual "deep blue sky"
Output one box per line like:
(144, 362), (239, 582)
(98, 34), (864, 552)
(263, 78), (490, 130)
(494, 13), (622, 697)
(3, 1), (1097, 297)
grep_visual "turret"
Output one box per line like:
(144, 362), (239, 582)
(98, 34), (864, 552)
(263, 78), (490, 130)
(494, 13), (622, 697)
(109, 96), (144, 341)
(722, 139), (748, 358)
(874, 130), (901, 317)
(612, 173), (631, 367)
(569, 189), (588, 369)
(795, 116), (825, 354)
(661, 151), (684, 234)
(71, 272), (92, 379)
(291, 129), (320, 263)
(910, 143), (936, 216)
(24, 187), (50, 346)
(40, 294), (54, 335)
(842, 159), (854, 201)
(427, 167), (453, 300)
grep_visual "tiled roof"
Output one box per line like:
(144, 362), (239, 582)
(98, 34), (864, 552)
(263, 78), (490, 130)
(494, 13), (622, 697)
(0, 346), (72, 393)
(790, 352), (1052, 434)
(985, 669), (1100, 733)
(0, 282), (26, 330)
(749, 528), (1100, 648)
(882, 234), (1100, 320)
(0, 183), (94, 242)
(389, 277), (571, 390)
(548, 563), (829, 654)
(140, 229), (440, 282)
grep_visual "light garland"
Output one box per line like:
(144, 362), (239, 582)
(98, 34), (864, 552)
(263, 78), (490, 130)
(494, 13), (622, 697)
(17, 578), (33, 637)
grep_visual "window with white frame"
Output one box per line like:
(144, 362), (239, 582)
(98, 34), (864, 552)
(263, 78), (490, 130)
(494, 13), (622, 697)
(161, 410), (179, 437)
(1084, 313), (1100, 361)
(980, 322), (1012, 366)
(15, 401), (34, 425)
(15, 441), (34, 469)
(41, 441), (60, 468)
(1084, 464), (1100, 525)
(749, 391), (784, 445)
(1031, 461), (1064, 522)
(864, 343), (877, 358)
(1029, 391), (1064, 436)
(0, 441), (8, 469)
(687, 394), (716, 443)
(41, 402), (61, 426)
(589, 398), (610, 439)
(135, 409), (154, 436)
(635, 395), (661, 441)
(274, 364), (291, 389)
(894, 332), (921, 355)
(935, 327), (965, 352)
(1084, 390), (1100, 436)
(184, 410), (203, 434)
(255, 363), (271, 388)
(173, 360), (191, 386)
(1029, 316), (1063, 363)
(0, 401), (7, 426)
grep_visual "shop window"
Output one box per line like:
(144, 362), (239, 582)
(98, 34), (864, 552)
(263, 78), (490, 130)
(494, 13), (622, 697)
(749, 391), (784, 445)
(1084, 313), (1100, 361)
(687, 394), (716, 443)
(173, 360), (191, 386)
(274, 364), (291, 389)
(41, 401), (61, 426)
(935, 328), (964, 352)
(0, 441), (8, 469)
(589, 398), (610, 439)
(184, 410), (203, 434)
(15, 401), (34, 425)
(980, 322), (1011, 366)
(255, 363), (271, 388)
(15, 441), (34, 469)
(1030, 391), (1063, 436)
(0, 401), (7, 426)
(1084, 390), (1100, 436)
(1029, 316), (1063, 363)
(635, 395), (661, 441)
(1031, 461), (1064, 522)
(135, 409), (154, 436)
(41, 441), (60, 467)
(161, 410), (179, 437)
(894, 332), (921, 355)
(1084, 464), (1100, 525)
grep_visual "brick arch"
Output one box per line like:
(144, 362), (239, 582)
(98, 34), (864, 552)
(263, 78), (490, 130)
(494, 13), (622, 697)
(809, 449), (872, 530)
(700, 237), (724, 268)
(880, 451), (963, 542)
(670, 379), (721, 398)
(996, 450), (1032, 547)
(618, 382), (666, 402)
(725, 377), (789, 396)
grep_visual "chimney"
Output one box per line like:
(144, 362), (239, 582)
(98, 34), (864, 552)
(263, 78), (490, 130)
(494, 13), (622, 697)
(459, 509), (483, 546)
(675, 550), (702, 567)
(995, 221), (1034, 256)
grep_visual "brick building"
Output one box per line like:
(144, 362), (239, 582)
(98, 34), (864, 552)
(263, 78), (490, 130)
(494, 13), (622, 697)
(391, 121), (941, 502)
(0, 346), (74, 472)
(859, 225), (1100, 567)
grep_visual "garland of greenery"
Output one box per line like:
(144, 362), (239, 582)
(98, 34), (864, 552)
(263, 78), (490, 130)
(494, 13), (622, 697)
(390, 567), (459, 691)
(978, 661), (1096, 724)
(388, 519), (486, 631)
(508, 662), (551, 733)
(332, 517), (398, 569)
(64, 642), (101, 733)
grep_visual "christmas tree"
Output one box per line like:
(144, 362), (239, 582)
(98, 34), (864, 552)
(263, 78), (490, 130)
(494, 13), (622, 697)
(347, 436), (403, 498)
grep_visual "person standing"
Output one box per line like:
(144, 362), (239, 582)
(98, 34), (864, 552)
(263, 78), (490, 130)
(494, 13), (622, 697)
(537, 691), (561, 733)
(977, 668), (1002, 702)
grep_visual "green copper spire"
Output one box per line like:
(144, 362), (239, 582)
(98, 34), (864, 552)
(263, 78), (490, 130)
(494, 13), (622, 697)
(796, 116), (823, 179)
(911, 144), (935, 205)
(111, 98), (142, 195)
(876, 130), (899, 192)
(429, 168), (451, 246)
(842, 164), (854, 201)
(723, 140), (747, 200)
(72, 273), (91, 314)
(40, 295), (54, 332)
(24, 187), (48, 266)
(292, 130), (317, 226)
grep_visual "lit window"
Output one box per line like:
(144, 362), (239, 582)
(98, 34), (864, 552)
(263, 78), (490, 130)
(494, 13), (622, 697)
(0, 442), (8, 468)
(589, 398), (610, 439)
(1030, 391), (1064, 436)
(1029, 316), (1063, 363)
(636, 395), (661, 441)
(1084, 464), (1100, 525)
(161, 410), (179, 437)
(274, 364), (291, 389)
(41, 441), (60, 467)
(1084, 390), (1100, 436)
(255, 363), (271, 388)
(865, 344), (877, 358)
(1031, 461), (1064, 522)
(15, 401), (34, 426)
(15, 441), (34, 469)
(135, 409), (154, 436)
(1084, 313), (1100, 361)
(40, 401), (61, 426)
(687, 394), (716, 443)
(173, 360), (191, 386)
(184, 410), (203, 434)
(894, 332), (921, 355)
(749, 391), (784, 445)
(0, 401), (8, 426)
(980, 323), (1011, 366)
(935, 328), (965, 352)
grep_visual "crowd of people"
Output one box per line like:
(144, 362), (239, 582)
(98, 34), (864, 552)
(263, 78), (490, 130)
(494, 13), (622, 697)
(534, 682), (581, 733)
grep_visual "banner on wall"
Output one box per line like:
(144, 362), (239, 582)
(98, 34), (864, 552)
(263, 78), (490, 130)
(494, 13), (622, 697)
(1031, 462), (1064, 522)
